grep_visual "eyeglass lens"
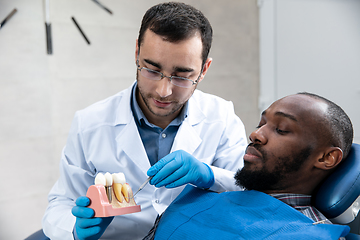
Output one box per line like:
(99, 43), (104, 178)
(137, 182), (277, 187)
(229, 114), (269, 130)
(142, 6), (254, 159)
(139, 68), (194, 88)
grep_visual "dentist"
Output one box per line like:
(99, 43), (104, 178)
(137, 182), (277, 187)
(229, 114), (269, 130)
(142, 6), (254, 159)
(42, 2), (247, 240)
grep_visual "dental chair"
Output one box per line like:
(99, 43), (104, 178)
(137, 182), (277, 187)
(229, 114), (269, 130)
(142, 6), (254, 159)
(25, 143), (360, 240)
(314, 143), (360, 239)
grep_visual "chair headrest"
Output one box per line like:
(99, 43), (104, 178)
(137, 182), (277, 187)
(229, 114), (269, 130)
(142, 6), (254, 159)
(314, 143), (360, 223)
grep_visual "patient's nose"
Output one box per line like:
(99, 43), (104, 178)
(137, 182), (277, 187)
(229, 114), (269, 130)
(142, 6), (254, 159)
(249, 126), (267, 145)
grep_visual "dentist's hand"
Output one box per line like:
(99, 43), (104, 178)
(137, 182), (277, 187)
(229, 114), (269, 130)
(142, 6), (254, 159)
(147, 150), (215, 189)
(72, 196), (114, 240)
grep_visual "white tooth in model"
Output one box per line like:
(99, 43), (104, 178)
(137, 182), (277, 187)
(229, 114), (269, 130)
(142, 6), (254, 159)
(112, 172), (126, 184)
(95, 173), (106, 186)
(122, 183), (136, 204)
(104, 172), (113, 186)
(113, 172), (125, 203)
(112, 172), (126, 203)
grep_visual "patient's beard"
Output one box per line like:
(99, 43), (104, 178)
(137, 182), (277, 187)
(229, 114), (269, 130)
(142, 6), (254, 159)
(234, 145), (312, 192)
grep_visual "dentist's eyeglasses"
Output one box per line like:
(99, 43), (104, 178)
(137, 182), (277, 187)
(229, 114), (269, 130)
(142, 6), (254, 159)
(136, 60), (202, 89)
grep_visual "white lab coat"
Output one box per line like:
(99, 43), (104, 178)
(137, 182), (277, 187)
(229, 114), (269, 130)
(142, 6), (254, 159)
(42, 83), (247, 240)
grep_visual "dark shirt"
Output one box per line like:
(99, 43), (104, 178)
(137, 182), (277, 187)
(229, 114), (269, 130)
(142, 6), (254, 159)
(130, 83), (188, 166)
(270, 193), (332, 224)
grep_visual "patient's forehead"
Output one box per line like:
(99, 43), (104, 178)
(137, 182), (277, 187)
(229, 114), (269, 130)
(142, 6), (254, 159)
(266, 94), (330, 147)
(270, 94), (328, 120)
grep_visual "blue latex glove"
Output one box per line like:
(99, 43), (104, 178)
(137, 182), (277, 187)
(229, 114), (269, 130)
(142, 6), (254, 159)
(147, 150), (215, 189)
(71, 196), (114, 240)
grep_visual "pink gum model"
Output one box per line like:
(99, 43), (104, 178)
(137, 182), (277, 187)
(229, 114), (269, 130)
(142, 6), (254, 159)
(86, 184), (141, 217)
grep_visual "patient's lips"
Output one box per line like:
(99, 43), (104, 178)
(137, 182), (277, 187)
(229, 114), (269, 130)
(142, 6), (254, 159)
(244, 146), (263, 163)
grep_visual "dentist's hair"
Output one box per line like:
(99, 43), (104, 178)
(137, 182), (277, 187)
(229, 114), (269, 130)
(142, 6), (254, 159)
(137, 2), (213, 65)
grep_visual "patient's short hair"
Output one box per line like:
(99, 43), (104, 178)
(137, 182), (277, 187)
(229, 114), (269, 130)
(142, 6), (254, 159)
(298, 92), (353, 159)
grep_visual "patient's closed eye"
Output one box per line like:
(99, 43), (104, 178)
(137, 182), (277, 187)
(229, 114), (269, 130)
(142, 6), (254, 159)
(276, 128), (289, 134)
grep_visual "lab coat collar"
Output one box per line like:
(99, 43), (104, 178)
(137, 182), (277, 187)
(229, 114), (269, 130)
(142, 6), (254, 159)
(114, 82), (207, 173)
(115, 116), (151, 174)
(171, 90), (206, 154)
(114, 82), (150, 174)
(114, 83), (135, 126)
(186, 90), (206, 126)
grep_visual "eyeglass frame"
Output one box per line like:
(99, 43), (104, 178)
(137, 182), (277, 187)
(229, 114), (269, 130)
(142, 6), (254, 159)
(136, 59), (204, 89)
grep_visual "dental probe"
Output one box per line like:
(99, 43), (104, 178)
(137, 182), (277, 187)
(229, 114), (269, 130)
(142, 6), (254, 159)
(132, 176), (153, 198)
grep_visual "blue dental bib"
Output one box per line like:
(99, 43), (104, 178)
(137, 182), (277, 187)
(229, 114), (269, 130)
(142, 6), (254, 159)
(154, 186), (349, 240)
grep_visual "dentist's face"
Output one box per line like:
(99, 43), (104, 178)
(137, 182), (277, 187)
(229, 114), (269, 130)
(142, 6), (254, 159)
(235, 94), (329, 193)
(135, 29), (211, 128)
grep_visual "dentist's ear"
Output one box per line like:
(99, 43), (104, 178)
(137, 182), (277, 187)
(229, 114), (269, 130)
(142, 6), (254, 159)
(197, 58), (212, 84)
(314, 147), (343, 170)
(135, 39), (139, 64)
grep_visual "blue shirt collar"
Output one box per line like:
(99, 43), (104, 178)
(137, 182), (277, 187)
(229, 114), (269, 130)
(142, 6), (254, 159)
(131, 82), (188, 129)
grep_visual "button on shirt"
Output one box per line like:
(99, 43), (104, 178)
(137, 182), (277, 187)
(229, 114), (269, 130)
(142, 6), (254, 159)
(130, 83), (188, 166)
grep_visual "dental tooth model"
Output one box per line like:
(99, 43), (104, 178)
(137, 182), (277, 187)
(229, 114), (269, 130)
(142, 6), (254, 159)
(110, 172), (136, 207)
(91, 172), (137, 208)
(86, 171), (141, 217)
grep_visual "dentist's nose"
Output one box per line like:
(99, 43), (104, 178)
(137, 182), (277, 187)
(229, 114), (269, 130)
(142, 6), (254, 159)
(156, 77), (172, 98)
(249, 126), (268, 145)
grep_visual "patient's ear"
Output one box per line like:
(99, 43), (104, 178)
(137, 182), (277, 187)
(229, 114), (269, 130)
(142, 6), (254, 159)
(315, 147), (343, 170)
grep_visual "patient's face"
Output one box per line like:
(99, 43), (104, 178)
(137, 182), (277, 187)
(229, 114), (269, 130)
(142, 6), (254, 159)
(235, 94), (328, 193)
(235, 142), (313, 192)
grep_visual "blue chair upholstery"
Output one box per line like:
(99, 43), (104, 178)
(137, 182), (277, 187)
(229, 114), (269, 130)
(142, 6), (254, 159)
(345, 233), (360, 240)
(314, 143), (360, 238)
(314, 143), (360, 224)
